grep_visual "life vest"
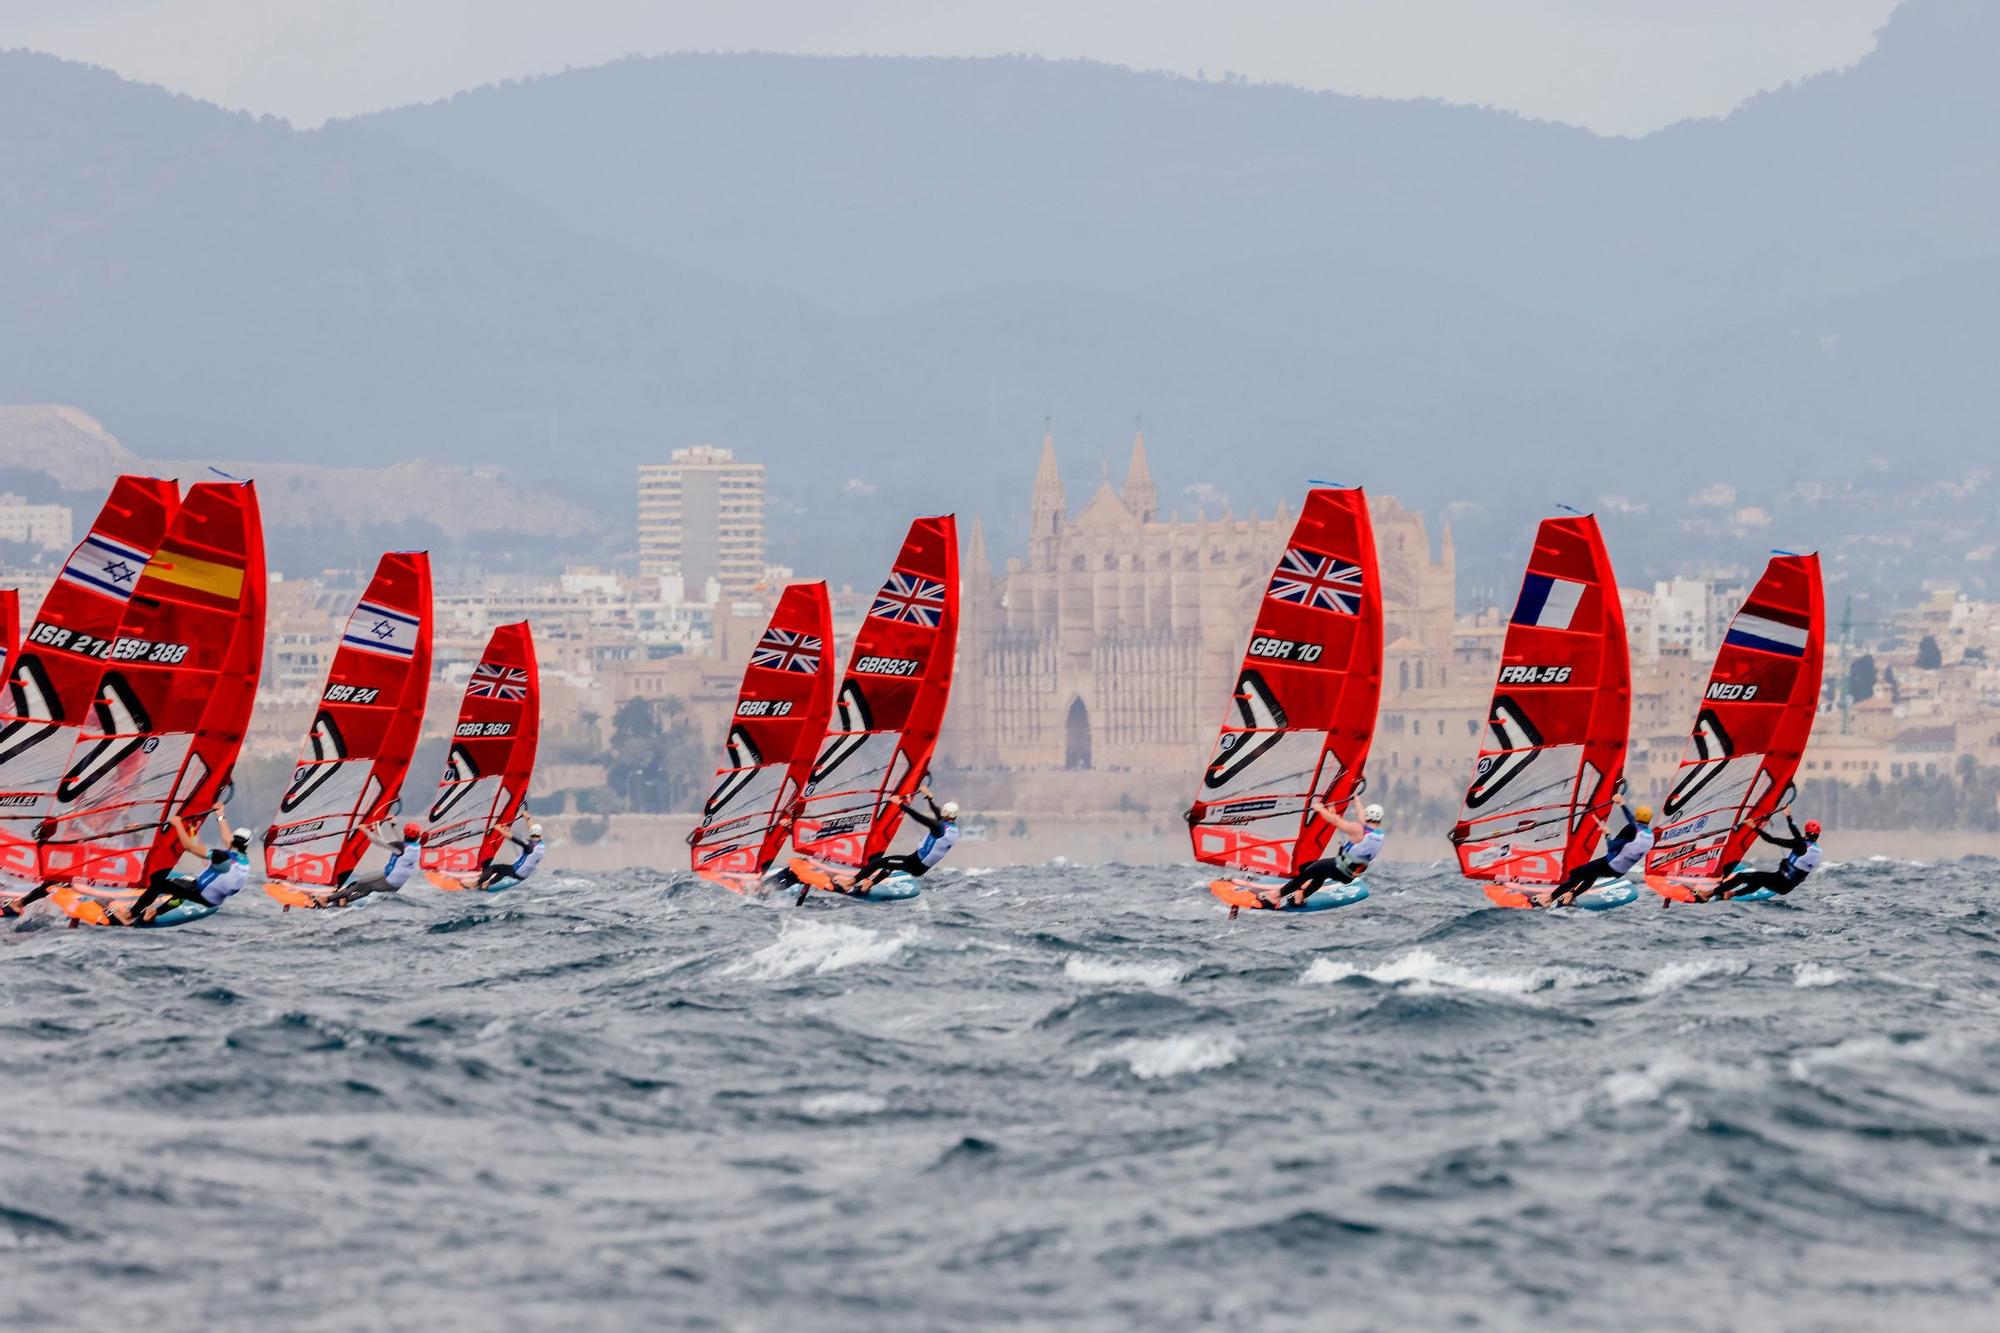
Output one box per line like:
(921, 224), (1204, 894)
(193, 850), (250, 905)
(382, 838), (420, 888)
(1606, 823), (1656, 874)
(512, 839), (547, 879)
(1782, 841), (1822, 884)
(916, 820), (959, 868)
(1336, 825), (1385, 873)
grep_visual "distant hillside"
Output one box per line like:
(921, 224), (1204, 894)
(3, 0), (1998, 590)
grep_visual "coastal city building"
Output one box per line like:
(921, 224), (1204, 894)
(0, 493), (73, 551)
(637, 445), (765, 600)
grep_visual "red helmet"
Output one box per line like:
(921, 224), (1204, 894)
(403, 821), (422, 839)
(1803, 819), (1822, 838)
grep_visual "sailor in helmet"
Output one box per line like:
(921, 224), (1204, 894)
(1691, 806), (1824, 903)
(846, 784), (960, 893)
(1268, 799), (1386, 909)
(474, 815), (548, 890)
(1546, 799), (1655, 907)
(112, 802), (253, 925)
(323, 818), (426, 908)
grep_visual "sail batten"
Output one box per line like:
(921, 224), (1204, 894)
(1188, 487), (1383, 878)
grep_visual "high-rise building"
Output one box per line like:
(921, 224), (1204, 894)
(636, 445), (765, 600)
(0, 493), (74, 552)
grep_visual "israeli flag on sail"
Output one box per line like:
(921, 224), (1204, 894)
(1725, 610), (1809, 657)
(1511, 573), (1585, 631)
(341, 600), (421, 659)
(59, 532), (152, 601)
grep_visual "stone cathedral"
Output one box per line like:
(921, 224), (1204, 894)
(948, 432), (1457, 775)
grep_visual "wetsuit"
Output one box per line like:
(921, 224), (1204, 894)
(1550, 805), (1654, 903)
(326, 837), (420, 907)
(1714, 818), (1821, 898)
(475, 834), (545, 889)
(127, 848), (249, 919)
(853, 796), (958, 888)
(1275, 823), (1384, 904)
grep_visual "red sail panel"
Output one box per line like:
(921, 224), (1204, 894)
(39, 480), (266, 889)
(792, 515), (958, 870)
(266, 552), (434, 887)
(0, 590), (16, 661)
(1188, 487), (1383, 878)
(0, 477), (180, 886)
(1451, 514), (1629, 885)
(1646, 553), (1824, 883)
(420, 621), (539, 875)
(689, 582), (837, 881)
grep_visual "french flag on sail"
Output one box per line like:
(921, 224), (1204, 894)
(1511, 573), (1585, 631)
(59, 531), (152, 602)
(1725, 607), (1810, 658)
(342, 600), (421, 659)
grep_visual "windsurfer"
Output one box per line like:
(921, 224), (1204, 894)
(1263, 801), (1385, 908)
(471, 819), (546, 890)
(323, 820), (423, 907)
(1688, 809), (1822, 903)
(843, 786), (958, 893)
(1545, 802), (1654, 907)
(110, 807), (251, 925)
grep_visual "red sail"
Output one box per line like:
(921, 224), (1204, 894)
(1451, 514), (1629, 886)
(0, 477), (180, 887)
(1188, 487), (1383, 878)
(792, 515), (958, 870)
(0, 590), (16, 662)
(1646, 553), (1824, 883)
(266, 552), (434, 889)
(420, 621), (540, 876)
(690, 581), (837, 882)
(40, 480), (266, 889)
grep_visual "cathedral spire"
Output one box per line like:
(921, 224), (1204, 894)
(1122, 427), (1159, 523)
(1031, 429), (1066, 528)
(966, 515), (992, 581)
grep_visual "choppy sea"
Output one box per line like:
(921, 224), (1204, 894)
(3, 856), (1996, 1331)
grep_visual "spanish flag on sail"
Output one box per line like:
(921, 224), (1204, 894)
(146, 547), (246, 604)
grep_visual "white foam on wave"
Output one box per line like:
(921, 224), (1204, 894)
(801, 1091), (890, 1117)
(1086, 1033), (1243, 1080)
(1064, 956), (1187, 988)
(1792, 962), (1848, 989)
(725, 919), (912, 981)
(1598, 1052), (1762, 1108)
(1641, 957), (1749, 995)
(1298, 947), (1607, 997)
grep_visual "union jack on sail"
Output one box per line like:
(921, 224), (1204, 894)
(1267, 547), (1365, 615)
(467, 661), (529, 699)
(869, 570), (947, 627)
(751, 627), (822, 675)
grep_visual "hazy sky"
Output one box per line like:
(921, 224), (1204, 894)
(6, 0), (1901, 135)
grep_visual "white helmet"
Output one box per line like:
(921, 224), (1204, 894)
(530, 823), (544, 838)
(941, 801), (960, 819)
(1363, 803), (1386, 824)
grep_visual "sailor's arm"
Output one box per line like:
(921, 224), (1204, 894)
(1312, 799), (1363, 840)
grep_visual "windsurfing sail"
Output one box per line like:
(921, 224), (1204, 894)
(0, 590), (16, 663)
(791, 515), (958, 870)
(689, 581), (837, 882)
(1646, 553), (1824, 882)
(265, 552), (434, 888)
(420, 620), (539, 876)
(38, 480), (266, 889)
(1188, 486), (1383, 878)
(1450, 513), (1629, 886)
(0, 478), (181, 887)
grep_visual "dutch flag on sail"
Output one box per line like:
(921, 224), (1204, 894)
(1725, 607), (1810, 658)
(59, 531), (151, 602)
(1512, 573), (1586, 631)
(341, 600), (421, 659)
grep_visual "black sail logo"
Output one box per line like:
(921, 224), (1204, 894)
(278, 711), (348, 813)
(809, 683), (874, 788)
(429, 744), (483, 824)
(1663, 708), (1735, 818)
(1462, 695), (1545, 810)
(0, 654), (63, 769)
(56, 673), (153, 804)
(703, 725), (764, 819)
(1203, 669), (1289, 790)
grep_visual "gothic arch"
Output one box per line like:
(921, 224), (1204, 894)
(1064, 696), (1093, 771)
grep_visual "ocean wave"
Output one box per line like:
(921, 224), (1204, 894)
(1085, 1033), (1243, 1080)
(1792, 962), (1848, 988)
(1640, 957), (1750, 995)
(1299, 947), (1609, 997)
(1063, 956), (1187, 988)
(723, 919), (912, 980)
(800, 1091), (890, 1117)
